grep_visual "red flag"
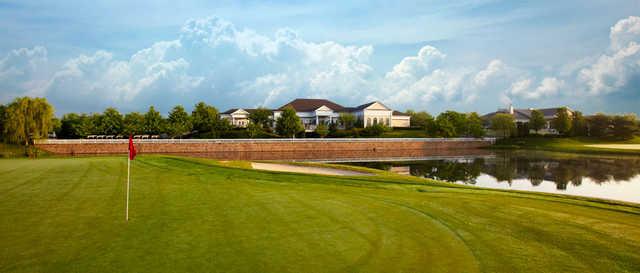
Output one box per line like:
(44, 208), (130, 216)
(128, 135), (137, 160)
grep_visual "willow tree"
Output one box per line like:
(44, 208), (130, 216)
(4, 97), (54, 145)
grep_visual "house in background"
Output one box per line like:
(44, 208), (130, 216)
(482, 105), (574, 134)
(274, 99), (411, 132)
(223, 98), (411, 132)
(220, 108), (264, 128)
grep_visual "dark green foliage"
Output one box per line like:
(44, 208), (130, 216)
(0, 105), (5, 141)
(529, 110), (546, 133)
(167, 105), (192, 138)
(551, 107), (572, 136)
(435, 115), (456, 137)
(587, 113), (611, 137)
(143, 106), (164, 135)
(338, 113), (357, 130)
(467, 112), (485, 138)
(437, 111), (468, 137)
(315, 123), (329, 138)
(407, 110), (437, 136)
(123, 112), (145, 136)
(275, 107), (303, 138)
(58, 113), (88, 139)
(191, 102), (222, 137)
(571, 111), (587, 137)
(97, 107), (124, 135)
(249, 107), (273, 129)
(361, 124), (388, 137)
(491, 113), (516, 138)
(611, 114), (638, 140)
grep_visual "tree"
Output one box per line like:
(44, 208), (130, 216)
(3, 97), (54, 145)
(123, 112), (145, 136)
(571, 111), (587, 137)
(551, 107), (572, 136)
(97, 107), (123, 135)
(529, 109), (546, 134)
(58, 113), (86, 139)
(0, 104), (7, 141)
(191, 102), (219, 134)
(246, 122), (264, 138)
(143, 106), (163, 135)
(167, 105), (192, 138)
(437, 111), (468, 137)
(276, 107), (303, 138)
(435, 116), (456, 137)
(587, 113), (611, 137)
(611, 114), (638, 140)
(82, 113), (101, 136)
(338, 113), (357, 130)
(467, 112), (485, 138)
(407, 110), (436, 134)
(490, 113), (516, 138)
(249, 108), (273, 129)
(315, 123), (329, 138)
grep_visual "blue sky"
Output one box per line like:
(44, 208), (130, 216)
(0, 0), (639, 115)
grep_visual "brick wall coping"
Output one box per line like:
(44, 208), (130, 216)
(35, 138), (496, 145)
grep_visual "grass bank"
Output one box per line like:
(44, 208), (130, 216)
(1, 155), (640, 272)
(492, 136), (640, 155)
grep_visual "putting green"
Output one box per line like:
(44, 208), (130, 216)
(1, 156), (639, 272)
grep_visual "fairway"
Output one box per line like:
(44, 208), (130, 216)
(585, 144), (640, 150)
(1, 156), (640, 272)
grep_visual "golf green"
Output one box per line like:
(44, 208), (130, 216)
(1, 156), (639, 272)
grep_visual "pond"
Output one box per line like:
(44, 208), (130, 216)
(345, 151), (640, 204)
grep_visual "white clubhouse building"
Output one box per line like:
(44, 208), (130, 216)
(222, 98), (411, 131)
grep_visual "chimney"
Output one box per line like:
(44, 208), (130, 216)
(509, 104), (514, 114)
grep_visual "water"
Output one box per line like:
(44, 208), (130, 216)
(345, 151), (640, 204)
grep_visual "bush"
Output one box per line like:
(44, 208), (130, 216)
(361, 124), (389, 137)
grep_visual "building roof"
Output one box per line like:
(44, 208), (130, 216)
(392, 110), (411, 117)
(278, 99), (346, 112)
(482, 107), (572, 121)
(221, 108), (272, 115)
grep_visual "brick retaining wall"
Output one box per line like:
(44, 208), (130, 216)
(35, 138), (494, 160)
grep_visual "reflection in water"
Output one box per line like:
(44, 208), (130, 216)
(347, 151), (640, 203)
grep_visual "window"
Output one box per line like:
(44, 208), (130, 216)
(373, 117), (378, 125)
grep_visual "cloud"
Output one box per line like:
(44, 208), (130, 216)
(578, 16), (640, 95)
(44, 40), (203, 112)
(610, 16), (640, 51)
(0, 46), (49, 101)
(473, 59), (505, 87)
(508, 77), (564, 100)
(2, 15), (639, 115)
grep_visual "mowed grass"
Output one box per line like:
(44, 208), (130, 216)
(1, 156), (640, 273)
(494, 136), (640, 155)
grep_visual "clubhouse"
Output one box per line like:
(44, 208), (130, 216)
(222, 98), (411, 132)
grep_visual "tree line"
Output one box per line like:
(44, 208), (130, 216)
(488, 108), (639, 139)
(406, 110), (486, 138)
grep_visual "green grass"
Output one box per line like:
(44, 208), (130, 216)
(1, 156), (640, 273)
(493, 136), (640, 155)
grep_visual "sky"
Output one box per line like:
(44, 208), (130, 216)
(0, 0), (639, 116)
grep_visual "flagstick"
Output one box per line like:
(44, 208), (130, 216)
(126, 154), (130, 221)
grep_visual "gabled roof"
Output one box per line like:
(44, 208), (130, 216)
(482, 107), (572, 121)
(221, 108), (272, 115)
(352, 101), (392, 111)
(392, 110), (411, 117)
(278, 99), (345, 112)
